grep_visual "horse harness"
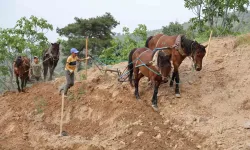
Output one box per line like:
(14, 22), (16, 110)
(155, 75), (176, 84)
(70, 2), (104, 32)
(133, 48), (169, 79)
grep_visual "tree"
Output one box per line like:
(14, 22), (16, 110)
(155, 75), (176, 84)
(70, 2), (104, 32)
(15, 15), (53, 57)
(162, 21), (186, 35)
(184, 0), (250, 34)
(0, 16), (53, 92)
(57, 12), (120, 56)
(100, 24), (148, 63)
(184, 0), (204, 32)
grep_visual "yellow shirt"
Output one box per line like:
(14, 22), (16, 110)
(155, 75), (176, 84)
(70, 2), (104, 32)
(65, 55), (78, 72)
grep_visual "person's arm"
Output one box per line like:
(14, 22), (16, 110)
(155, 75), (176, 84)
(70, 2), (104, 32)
(77, 56), (90, 62)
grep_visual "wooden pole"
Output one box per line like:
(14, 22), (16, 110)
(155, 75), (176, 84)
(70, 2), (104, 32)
(59, 93), (65, 135)
(85, 37), (88, 79)
(206, 30), (213, 59)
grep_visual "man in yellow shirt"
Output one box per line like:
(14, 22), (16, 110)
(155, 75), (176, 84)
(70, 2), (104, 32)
(59, 48), (90, 96)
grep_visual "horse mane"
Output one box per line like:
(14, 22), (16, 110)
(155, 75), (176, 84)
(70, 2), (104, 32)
(145, 36), (153, 48)
(181, 35), (194, 55)
(16, 56), (22, 67)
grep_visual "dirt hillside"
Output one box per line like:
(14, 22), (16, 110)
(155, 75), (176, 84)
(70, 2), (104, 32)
(1, 35), (250, 150)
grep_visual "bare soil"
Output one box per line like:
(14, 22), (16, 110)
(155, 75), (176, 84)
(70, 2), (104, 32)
(1, 36), (250, 150)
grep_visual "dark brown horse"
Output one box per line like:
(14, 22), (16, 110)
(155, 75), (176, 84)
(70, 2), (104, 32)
(14, 56), (30, 92)
(42, 42), (60, 81)
(145, 34), (207, 98)
(128, 47), (172, 111)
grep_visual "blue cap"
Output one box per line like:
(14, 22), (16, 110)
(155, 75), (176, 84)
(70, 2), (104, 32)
(70, 48), (79, 54)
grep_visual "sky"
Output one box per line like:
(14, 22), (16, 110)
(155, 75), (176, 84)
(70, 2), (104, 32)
(0, 0), (195, 42)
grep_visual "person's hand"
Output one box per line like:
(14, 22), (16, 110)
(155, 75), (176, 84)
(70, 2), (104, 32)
(86, 56), (91, 60)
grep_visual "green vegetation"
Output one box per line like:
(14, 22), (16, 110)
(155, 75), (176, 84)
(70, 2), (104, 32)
(1, 1), (250, 93)
(34, 96), (47, 114)
(0, 16), (53, 91)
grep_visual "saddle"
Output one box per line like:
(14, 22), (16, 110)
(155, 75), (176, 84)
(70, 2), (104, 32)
(172, 34), (186, 56)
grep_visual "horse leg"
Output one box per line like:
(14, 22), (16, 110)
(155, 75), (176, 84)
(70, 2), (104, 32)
(16, 76), (21, 92)
(43, 63), (48, 82)
(25, 76), (28, 87)
(134, 68), (143, 100)
(49, 65), (55, 81)
(152, 80), (160, 111)
(175, 71), (181, 98)
(170, 71), (176, 87)
(21, 78), (25, 92)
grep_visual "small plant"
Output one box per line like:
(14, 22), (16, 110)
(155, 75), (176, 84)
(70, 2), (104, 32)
(34, 96), (47, 114)
(234, 34), (250, 48)
(78, 87), (85, 95)
(80, 74), (87, 81)
(67, 93), (75, 101)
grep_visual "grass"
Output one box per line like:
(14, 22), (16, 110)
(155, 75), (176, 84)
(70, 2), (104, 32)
(80, 74), (87, 81)
(234, 33), (250, 48)
(34, 96), (47, 114)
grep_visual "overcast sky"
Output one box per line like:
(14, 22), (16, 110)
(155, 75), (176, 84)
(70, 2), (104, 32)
(0, 0), (194, 42)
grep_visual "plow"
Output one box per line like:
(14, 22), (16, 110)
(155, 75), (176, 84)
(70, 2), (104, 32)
(89, 47), (171, 83)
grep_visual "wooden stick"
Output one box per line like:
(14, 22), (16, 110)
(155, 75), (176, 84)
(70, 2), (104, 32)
(59, 93), (65, 135)
(85, 37), (88, 79)
(206, 30), (213, 59)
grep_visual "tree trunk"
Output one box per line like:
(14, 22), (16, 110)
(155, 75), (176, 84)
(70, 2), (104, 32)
(222, 0), (229, 29)
(198, 3), (202, 32)
(7, 61), (15, 89)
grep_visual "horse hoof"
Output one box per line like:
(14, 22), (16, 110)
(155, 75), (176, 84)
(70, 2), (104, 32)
(175, 94), (181, 98)
(136, 96), (141, 100)
(151, 105), (158, 111)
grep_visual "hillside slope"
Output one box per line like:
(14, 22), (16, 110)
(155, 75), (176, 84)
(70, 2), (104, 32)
(1, 35), (250, 150)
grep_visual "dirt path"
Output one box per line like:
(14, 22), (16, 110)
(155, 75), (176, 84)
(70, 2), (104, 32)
(0, 36), (250, 150)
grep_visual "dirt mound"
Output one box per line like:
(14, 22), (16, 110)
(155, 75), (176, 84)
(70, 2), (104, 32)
(1, 35), (250, 150)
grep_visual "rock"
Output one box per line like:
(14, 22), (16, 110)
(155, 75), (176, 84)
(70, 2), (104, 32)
(186, 120), (192, 125)
(120, 141), (125, 145)
(137, 131), (144, 137)
(154, 126), (160, 131)
(164, 120), (170, 125)
(243, 121), (250, 129)
(196, 145), (202, 149)
(217, 141), (222, 145)
(125, 129), (132, 135)
(112, 91), (119, 98)
(132, 120), (143, 126)
(155, 133), (161, 139)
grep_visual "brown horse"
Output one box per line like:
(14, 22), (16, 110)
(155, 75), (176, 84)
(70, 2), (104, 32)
(14, 56), (31, 92)
(145, 34), (207, 97)
(42, 42), (60, 81)
(128, 47), (172, 111)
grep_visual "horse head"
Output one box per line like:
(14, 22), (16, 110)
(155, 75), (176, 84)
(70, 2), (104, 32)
(50, 42), (60, 59)
(190, 42), (207, 71)
(16, 56), (23, 67)
(157, 51), (172, 83)
(181, 36), (207, 71)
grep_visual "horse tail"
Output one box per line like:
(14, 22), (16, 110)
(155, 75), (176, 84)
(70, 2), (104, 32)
(145, 36), (153, 48)
(128, 48), (137, 87)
